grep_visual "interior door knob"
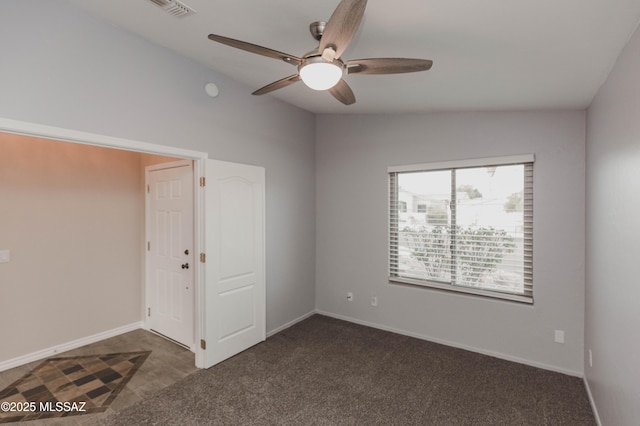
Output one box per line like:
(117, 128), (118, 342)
(181, 263), (189, 269)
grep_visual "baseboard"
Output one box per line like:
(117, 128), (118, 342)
(266, 310), (317, 338)
(316, 310), (583, 378)
(583, 377), (602, 426)
(0, 322), (143, 372)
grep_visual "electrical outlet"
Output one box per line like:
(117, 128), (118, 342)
(589, 349), (593, 367)
(371, 296), (378, 307)
(554, 330), (565, 344)
(347, 292), (353, 302)
(0, 250), (10, 263)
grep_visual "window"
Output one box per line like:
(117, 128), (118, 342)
(389, 155), (534, 303)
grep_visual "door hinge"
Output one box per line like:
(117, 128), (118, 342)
(147, 241), (151, 251)
(147, 184), (150, 194)
(147, 307), (151, 317)
(200, 177), (206, 187)
(200, 339), (206, 350)
(200, 253), (206, 263)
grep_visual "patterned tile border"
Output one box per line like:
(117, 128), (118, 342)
(0, 351), (150, 423)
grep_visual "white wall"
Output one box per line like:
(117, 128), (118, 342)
(0, 0), (316, 358)
(585, 24), (640, 425)
(316, 111), (586, 374)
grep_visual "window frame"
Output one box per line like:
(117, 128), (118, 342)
(388, 154), (534, 304)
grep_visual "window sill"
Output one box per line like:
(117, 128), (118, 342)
(388, 276), (533, 304)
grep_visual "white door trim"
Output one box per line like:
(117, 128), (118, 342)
(0, 117), (208, 367)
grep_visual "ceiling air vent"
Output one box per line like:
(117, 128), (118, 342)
(147, 0), (195, 18)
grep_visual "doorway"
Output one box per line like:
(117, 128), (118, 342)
(0, 117), (265, 371)
(0, 120), (205, 369)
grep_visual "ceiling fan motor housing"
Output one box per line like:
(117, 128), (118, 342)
(309, 21), (327, 41)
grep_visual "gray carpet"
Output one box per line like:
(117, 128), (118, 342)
(100, 315), (595, 425)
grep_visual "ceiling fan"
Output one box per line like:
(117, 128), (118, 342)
(207, 0), (433, 105)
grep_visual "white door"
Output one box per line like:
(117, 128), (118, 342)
(146, 160), (194, 348)
(201, 159), (265, 368)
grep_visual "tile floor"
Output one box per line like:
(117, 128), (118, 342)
(0, 330), (198, 425)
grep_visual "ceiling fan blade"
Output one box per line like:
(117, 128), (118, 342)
(319, 0), (368, 59)
(347, 58), (433, 75)
(208, 34), (302, 66)
(329, 79), (356, 105)
(252, 75), (300, 96)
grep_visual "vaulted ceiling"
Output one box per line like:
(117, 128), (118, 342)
(67, 0), (640, 114)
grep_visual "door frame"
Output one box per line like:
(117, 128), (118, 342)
(0, 118), (209, 368)
(144, 159), (195, 350)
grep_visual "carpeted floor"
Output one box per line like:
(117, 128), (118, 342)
(99, 315), (595, 425)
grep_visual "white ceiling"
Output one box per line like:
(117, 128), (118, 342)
(66, 0), (640, 114)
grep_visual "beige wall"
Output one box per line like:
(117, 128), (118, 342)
(0, 133), (177, 362)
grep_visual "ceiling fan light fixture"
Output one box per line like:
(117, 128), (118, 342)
(299, 58), (343, 91)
